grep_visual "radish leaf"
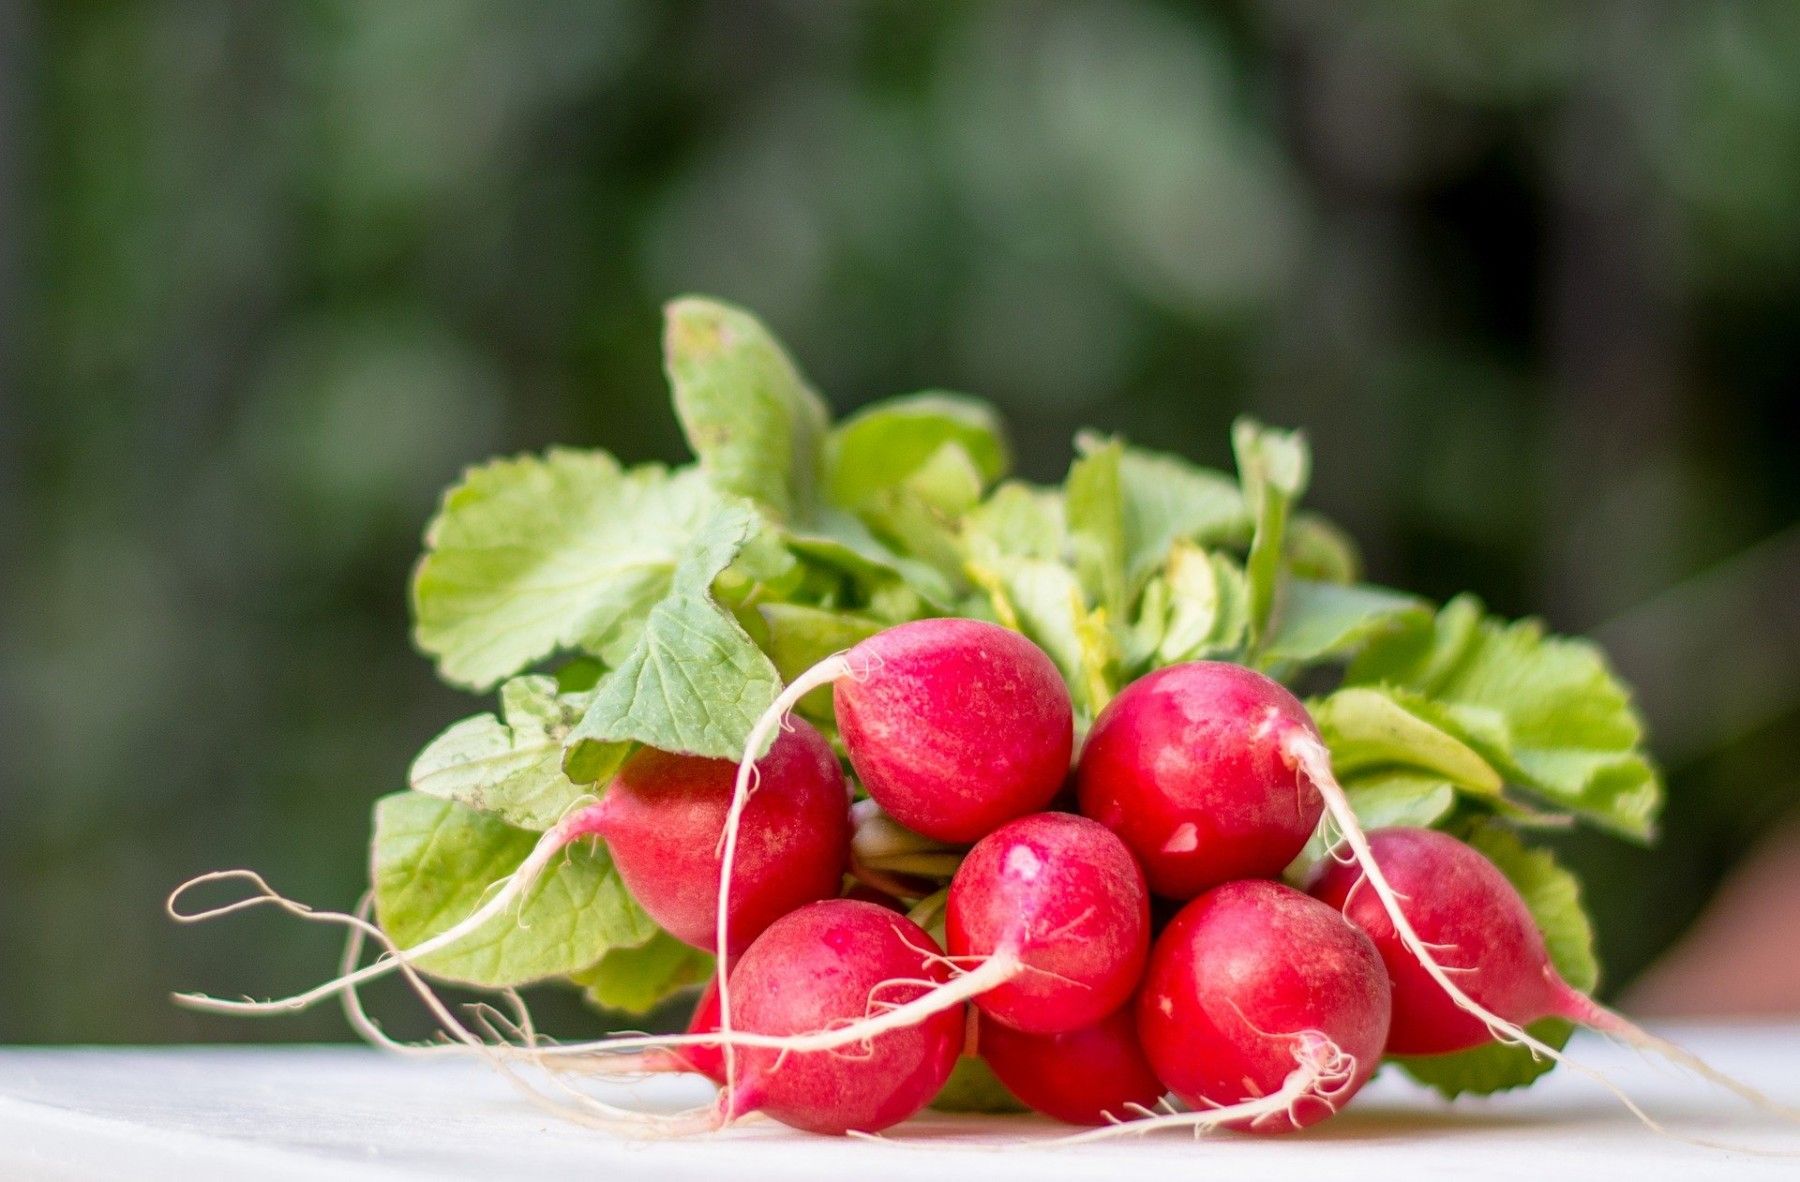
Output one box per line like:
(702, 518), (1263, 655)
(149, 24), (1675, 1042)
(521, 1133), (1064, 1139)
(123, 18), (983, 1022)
(409, 675), (591, 831)
(1346, 596), (1662, 840)
(574, 929), (713, 1016)
(665, 296), (829, 523)
(564, 504), (781, 766)
(824, 392), (1009, 510)
(411, 451), (719, 691)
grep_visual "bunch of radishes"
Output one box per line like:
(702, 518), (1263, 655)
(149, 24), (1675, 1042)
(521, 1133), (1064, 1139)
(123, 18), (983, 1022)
(169, 297), (1788, 1144)
(528, 616), (1673, 1138)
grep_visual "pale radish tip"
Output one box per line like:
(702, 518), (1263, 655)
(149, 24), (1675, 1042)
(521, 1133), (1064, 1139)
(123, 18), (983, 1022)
(573, 798), (615, 840)
(722, 1075), (763, 1123)
(556, 796), (614, 842)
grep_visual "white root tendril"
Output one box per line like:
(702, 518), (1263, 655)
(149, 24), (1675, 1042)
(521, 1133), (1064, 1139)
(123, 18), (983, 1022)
(1288, 731), (1800, 1152)
(196, 874), (720, 1135)
(517, 952), (1023, 1065)
(1572, 997), (1800, 1123)
(714, 654), (854, 1121)
(168, 801), (601, 1016)
(1050, 1034), (1356, 1144)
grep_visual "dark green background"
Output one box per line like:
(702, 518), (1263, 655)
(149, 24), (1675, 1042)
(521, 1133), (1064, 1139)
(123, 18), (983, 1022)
(3, 1), (1796, 1043)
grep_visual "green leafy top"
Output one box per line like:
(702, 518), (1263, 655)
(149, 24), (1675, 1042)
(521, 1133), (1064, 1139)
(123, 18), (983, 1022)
(562, 503), (781, 767)
(666, 297), (829, 522)
(1339, 595), (1662, 839)
(376, 296), (1661, 1049)
(824, 392), (1008, 511)
(408, 675), (591, 831)
(411, 452), (718, 690)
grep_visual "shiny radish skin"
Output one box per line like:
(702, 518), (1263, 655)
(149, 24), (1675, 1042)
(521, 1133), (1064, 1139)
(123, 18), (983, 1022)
(1076, 662), (1324, 898)
(1309, 827), (1589, 1056)
(591, 720), (850, 955)
(1138, 880), (1391, 1133)
(947, 812), (1151, 1034)
(837, 619), (1073, 843)
(980, 1007), (1165, 1125)
(723, 900), (964, 1135)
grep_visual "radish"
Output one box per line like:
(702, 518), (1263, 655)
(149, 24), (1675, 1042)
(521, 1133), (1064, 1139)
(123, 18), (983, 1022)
(590, 722), (850, 953)
(1076, 661), (1323, 897)
(1308, 827), (1565, 1057)
(1133, 879), (1390, 1134)
(945, 811), (1150, 1033)
(715, 899), (964, 1135)
(1309, 826), (1800, 1118)
(979, 1007), (1165, 1126)
(769, 618), (1073, 845)
(168, 724), (845, 1015)
(837, 618), (1073, 844)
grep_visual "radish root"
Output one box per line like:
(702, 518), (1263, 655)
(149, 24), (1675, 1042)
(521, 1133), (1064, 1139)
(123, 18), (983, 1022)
(1564, 990), (1800, 1122)
(192, 874), (722, 1136)
(168, 799), (606, 1016)
(494, 951), (1022, 1070)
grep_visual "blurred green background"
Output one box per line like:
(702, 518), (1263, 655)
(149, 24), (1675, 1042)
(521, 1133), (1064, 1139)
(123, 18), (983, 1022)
(3, 0), (1797, 1044)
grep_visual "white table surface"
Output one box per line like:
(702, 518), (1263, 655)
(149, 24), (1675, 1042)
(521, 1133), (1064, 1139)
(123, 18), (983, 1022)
(2, 1028), (1796, 1180)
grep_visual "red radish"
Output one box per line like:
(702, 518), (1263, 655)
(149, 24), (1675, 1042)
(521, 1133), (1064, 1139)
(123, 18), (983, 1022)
(1135, 879), (1390, 1134)
(946, 812), (1150, 1033)
(590, 722), (849, 954)
(718, 900), (964, 1135)
(1076, 661), (1323, 897)
(1308, 827), (1567, 1056)
(979, 1007), (1165, 1125)
(835, 618), (1074, 843)
(1309, 827), (1800, 1117)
